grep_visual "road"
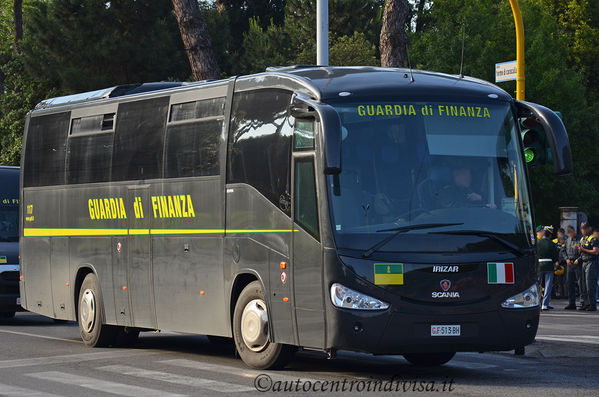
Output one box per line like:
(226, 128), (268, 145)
(0, 299), (597, 397)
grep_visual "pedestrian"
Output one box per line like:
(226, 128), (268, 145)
(594, 229), (599, 304)
(554, 228), (567, 298)
(576, 222), (598, 311)
(537, 226), (559, 310)
(564, 226), (582, 310)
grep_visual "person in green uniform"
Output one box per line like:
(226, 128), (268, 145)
(576, 222), (598, 311)
(537, 226), (559, 310)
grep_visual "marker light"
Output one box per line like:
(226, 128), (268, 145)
(501, 284), (539, 309)
(330, 283), (389, 310)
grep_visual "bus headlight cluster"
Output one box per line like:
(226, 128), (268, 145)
(330, 283), (389, 310)
(501, 284), (539, 309)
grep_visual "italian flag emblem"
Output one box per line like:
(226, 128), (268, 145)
(487, 262), (514, 284)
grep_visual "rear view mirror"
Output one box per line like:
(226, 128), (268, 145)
(515, 101), (573, 175)
(290, 94), (342, 174)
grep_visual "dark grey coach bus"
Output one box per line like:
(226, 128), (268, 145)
(19, 67), (572, 368)
(0, 166), (21, 318)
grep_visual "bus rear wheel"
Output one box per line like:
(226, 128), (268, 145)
(233, 281), (296, 369)
(78, 273), (116, 347)
(403, 352), (456, 366)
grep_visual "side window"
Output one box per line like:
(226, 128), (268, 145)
(166, 120), (222, 178)
(112, 97), (169, 181)
(294, 159), (319, 239)
(294, 120), (315, 150)
(67, 134), (113, 184)
(228, 89), (293, 215)
(24, 112), (70, 187)
(165, 97), (225, 178)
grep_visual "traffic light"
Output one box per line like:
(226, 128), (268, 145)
(519, 116), (551, 165)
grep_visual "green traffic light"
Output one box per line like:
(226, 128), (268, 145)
(524, 148), (535, 163)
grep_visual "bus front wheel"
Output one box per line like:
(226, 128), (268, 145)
(78, 273), (116, 347)
(403, 352), (456, 366)
(233, 281), (296, 369)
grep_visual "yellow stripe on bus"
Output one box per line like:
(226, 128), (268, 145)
(23, 228), (129, 237)
(23, 228), (299, 237)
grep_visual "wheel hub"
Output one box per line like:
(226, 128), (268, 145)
(80, 288), (96, 333)
(240, 299), (269, 352)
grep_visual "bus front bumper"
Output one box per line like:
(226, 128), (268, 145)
(327, 307), (539, 354)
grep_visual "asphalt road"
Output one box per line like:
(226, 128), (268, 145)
(0, 299), (597, 397)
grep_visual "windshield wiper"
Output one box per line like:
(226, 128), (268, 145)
(362, 223), (464, 258)
(428, 230), (528, 257)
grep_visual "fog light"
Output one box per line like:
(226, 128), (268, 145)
(330, 283), (389, 310)
(501, 284), (540, 309)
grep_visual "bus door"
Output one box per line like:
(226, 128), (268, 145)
(291, 119), (325, 348)
(126, 186), (156, 329)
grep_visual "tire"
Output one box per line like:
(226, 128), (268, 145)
(78, 273), (116, 347)
(403, 352), (456, 366)
(113, 327), (140, 347)
(0, 312), (15, 319)
(232, 280), (296, 369)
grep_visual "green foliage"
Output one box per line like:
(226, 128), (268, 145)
(21, 0), (190, 93)
(234, 17), (292, 75)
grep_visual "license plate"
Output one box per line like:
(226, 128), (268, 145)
(16, 297), (21, 305)
(430, 324), (461, 336)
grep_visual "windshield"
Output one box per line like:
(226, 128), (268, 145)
(327, 100), (534, 253)
(0, 202), (18, 242)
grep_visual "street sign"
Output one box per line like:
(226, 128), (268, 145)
(495, 60), (517, 82)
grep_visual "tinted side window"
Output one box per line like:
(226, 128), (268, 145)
(165, 120), (222, 178)
(67, 134), (113, 184)
(228, 89), (293, 215)
(112, 97), (169, 181)
(295, 159), (319, 239)
(24, 112), (70, 187)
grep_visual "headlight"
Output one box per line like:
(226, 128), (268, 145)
(501, 284), (539, 309)
(330, 283), (389, 310)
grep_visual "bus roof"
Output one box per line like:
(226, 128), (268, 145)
(33, 66), (512, 112)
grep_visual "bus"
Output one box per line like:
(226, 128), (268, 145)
(0, 166), (21, 318)
(19, 67), (572, 368)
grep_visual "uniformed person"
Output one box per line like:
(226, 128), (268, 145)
(537, 226), (559, 310)
(553, 228), (567, 298)
(576, 222), (598, 311)
(564, 226), (582, 310)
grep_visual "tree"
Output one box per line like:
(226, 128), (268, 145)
(380, 0), (410, 67)
(13, 0), (22, 54)
(21, 0), (190, 93)
(171, 0), (220, 80)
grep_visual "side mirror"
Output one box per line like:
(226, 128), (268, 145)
(515, 101), (573, 175)
(290, 94), (342, 174)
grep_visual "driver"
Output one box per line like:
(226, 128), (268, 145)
(438, 166), (491, 208)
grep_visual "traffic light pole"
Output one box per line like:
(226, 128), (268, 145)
(508, 0), (525, 100)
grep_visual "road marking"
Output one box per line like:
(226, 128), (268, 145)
(540, 313), (598, 318)
(99, 364), (254, 392)
(26, 371), (186, 397)
(536, 335), (599, 345)
(161, 358), (320, 383)
(0, 329), (81, 344)
(0, 383), (62, 397)
(0, 351), (152, 369)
